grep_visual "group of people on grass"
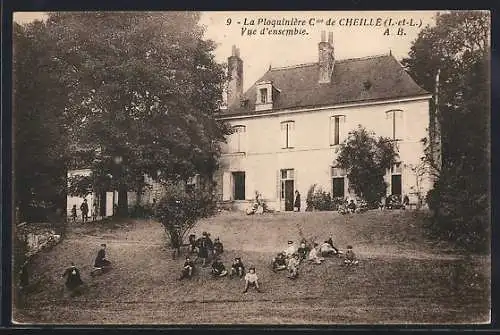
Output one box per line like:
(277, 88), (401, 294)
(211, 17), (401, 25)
(71, 199), (99, 223)
(61, 243), (112, 295)
(271, 236), (359, 280)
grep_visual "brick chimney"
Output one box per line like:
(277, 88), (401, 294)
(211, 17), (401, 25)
(318, 31), (335, 84)
(227, 45), (243, 108)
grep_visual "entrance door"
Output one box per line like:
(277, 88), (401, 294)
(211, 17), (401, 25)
(232, 172), (246, 200)
(391, 175), (402, 195)
(284, 180), (294, 211)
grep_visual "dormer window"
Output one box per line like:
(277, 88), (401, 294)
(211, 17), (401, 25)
(260, 88), (268, 104)
(240, 99), (249, 108)
(255, 80), (277, 112)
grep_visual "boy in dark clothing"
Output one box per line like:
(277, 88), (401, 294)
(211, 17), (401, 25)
(80, 199), (89, 222)
(62, 262), (84, 292)
(297, 242), (310, 262)
(71, 205), (77, 222)
(196, 232), (211, 267)
(170, 228), (181, 260)
(92, 202), (98, 221)
(179, 256), (195, 280)
(213, 237), (224, 257)
(188, 234), (197, 254)
(343, 245), (359, 266)
(230, 257), (245, 278)
(94, 243), (111, 268)
(211, 258), (228, 277)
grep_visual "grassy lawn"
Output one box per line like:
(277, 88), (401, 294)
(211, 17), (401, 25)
(13, 210), (490, 325)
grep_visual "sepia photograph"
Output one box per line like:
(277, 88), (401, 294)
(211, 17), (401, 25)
(11, 10), (490, 325)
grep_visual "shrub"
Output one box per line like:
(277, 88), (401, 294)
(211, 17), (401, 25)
(306, 185), (335, 211)
(154, 181), (216, 248)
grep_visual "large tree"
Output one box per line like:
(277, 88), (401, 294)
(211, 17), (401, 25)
(13, 21), (73, 222)
(402, 11), (490, 251)
(44, 12), (230, 216)
(336, 126), (399, 207)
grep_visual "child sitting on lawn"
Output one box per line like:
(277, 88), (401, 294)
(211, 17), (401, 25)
(211, 257), (228, 277)
(343, 245), (359, 266)
(320, 240), (338, 257)
(243, 267), (261, 293)
(62, 262), (84, 293)
(287, 253), (300, 279)
(271, 252), (288, 272)
(308, 243), (325, 264)
(179, 256), (195, 280)
(230, 257), (245, 278)
(213, 237), (224, 257)
(297, 241), (310, 262)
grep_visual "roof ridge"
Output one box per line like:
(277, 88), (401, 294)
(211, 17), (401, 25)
(270, 62), (317, 71)
(269, 53), (392, 72)
(336, 53), (391, 63)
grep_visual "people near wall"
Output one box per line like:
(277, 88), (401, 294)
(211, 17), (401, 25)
(343, 245), (359, 266)
(92, 202), (98, 221)
(347, 200), (357, 213)
(80, 199), (89, 223)
(179, 256), (195, 280)
(308, 243), (325, 264)
(62, 262), (84, 292)
(211, 257), (228, 277)
(94, 243), (112, 268)
(213, 237), (224, 257)
(243, 267), (261, 293)
(272, 252), (288, 272)
(284, 240), (297, 258)
(403, 194), (410, 207)
(71, 205), (78, 222)
(287, 253), (300, 279)
(294, 190), (301, 212)
(230, 257), (245, 278)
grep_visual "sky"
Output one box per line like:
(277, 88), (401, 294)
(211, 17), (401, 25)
(13, 11), (437, 91)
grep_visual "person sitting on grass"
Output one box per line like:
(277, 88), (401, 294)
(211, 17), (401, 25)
(327, 235), (342, 255)
(308, 243), (325, 264)
(94, 243), (112, 269)
(297, 241), (310, 262)
(243, 267), (261, 293)
(179, 256), (195, 280)
(213, 237), (224, 257)
(271, 252), (288, 272)
(287, 253), (300, 279)
(62, 262), (84, 296)
(320, 240), (338, 257)
(343, 245), (359, 266)
(211, 257), (228, 277)
(347, 200), (357, 213)
(283, 240), (297, 258)
(230, 257), (245, 278)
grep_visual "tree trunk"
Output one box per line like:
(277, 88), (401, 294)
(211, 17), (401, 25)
(117, 183), (128, 217)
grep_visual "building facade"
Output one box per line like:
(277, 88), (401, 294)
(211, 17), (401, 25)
(214, 32), (435, 211)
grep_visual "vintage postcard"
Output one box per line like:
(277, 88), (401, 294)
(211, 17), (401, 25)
(11, 10), (490, 325)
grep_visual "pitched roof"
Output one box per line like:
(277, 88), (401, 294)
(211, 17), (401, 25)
(221, 54), (430, 117)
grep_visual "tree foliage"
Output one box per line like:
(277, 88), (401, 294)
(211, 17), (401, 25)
(13, 21), (72, 222)
(402, 11), (490, 252)
(15, 12), (231, 218)
(336, 126), (398, 207)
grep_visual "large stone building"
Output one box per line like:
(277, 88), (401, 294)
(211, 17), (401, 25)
(214, 31), (436, 211)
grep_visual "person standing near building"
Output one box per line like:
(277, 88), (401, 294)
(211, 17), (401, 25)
(294, 190), (301, 212)
(80, 199), (89, 223)
(92, 202), (98, 221)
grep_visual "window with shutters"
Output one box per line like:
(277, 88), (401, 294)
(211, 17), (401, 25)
(385, 110), (403, 140)
(391, 162), (402, 195)
(229, 125), (246, 153)
(280, 121), (295, 149)
(330, 115), (346, 146)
